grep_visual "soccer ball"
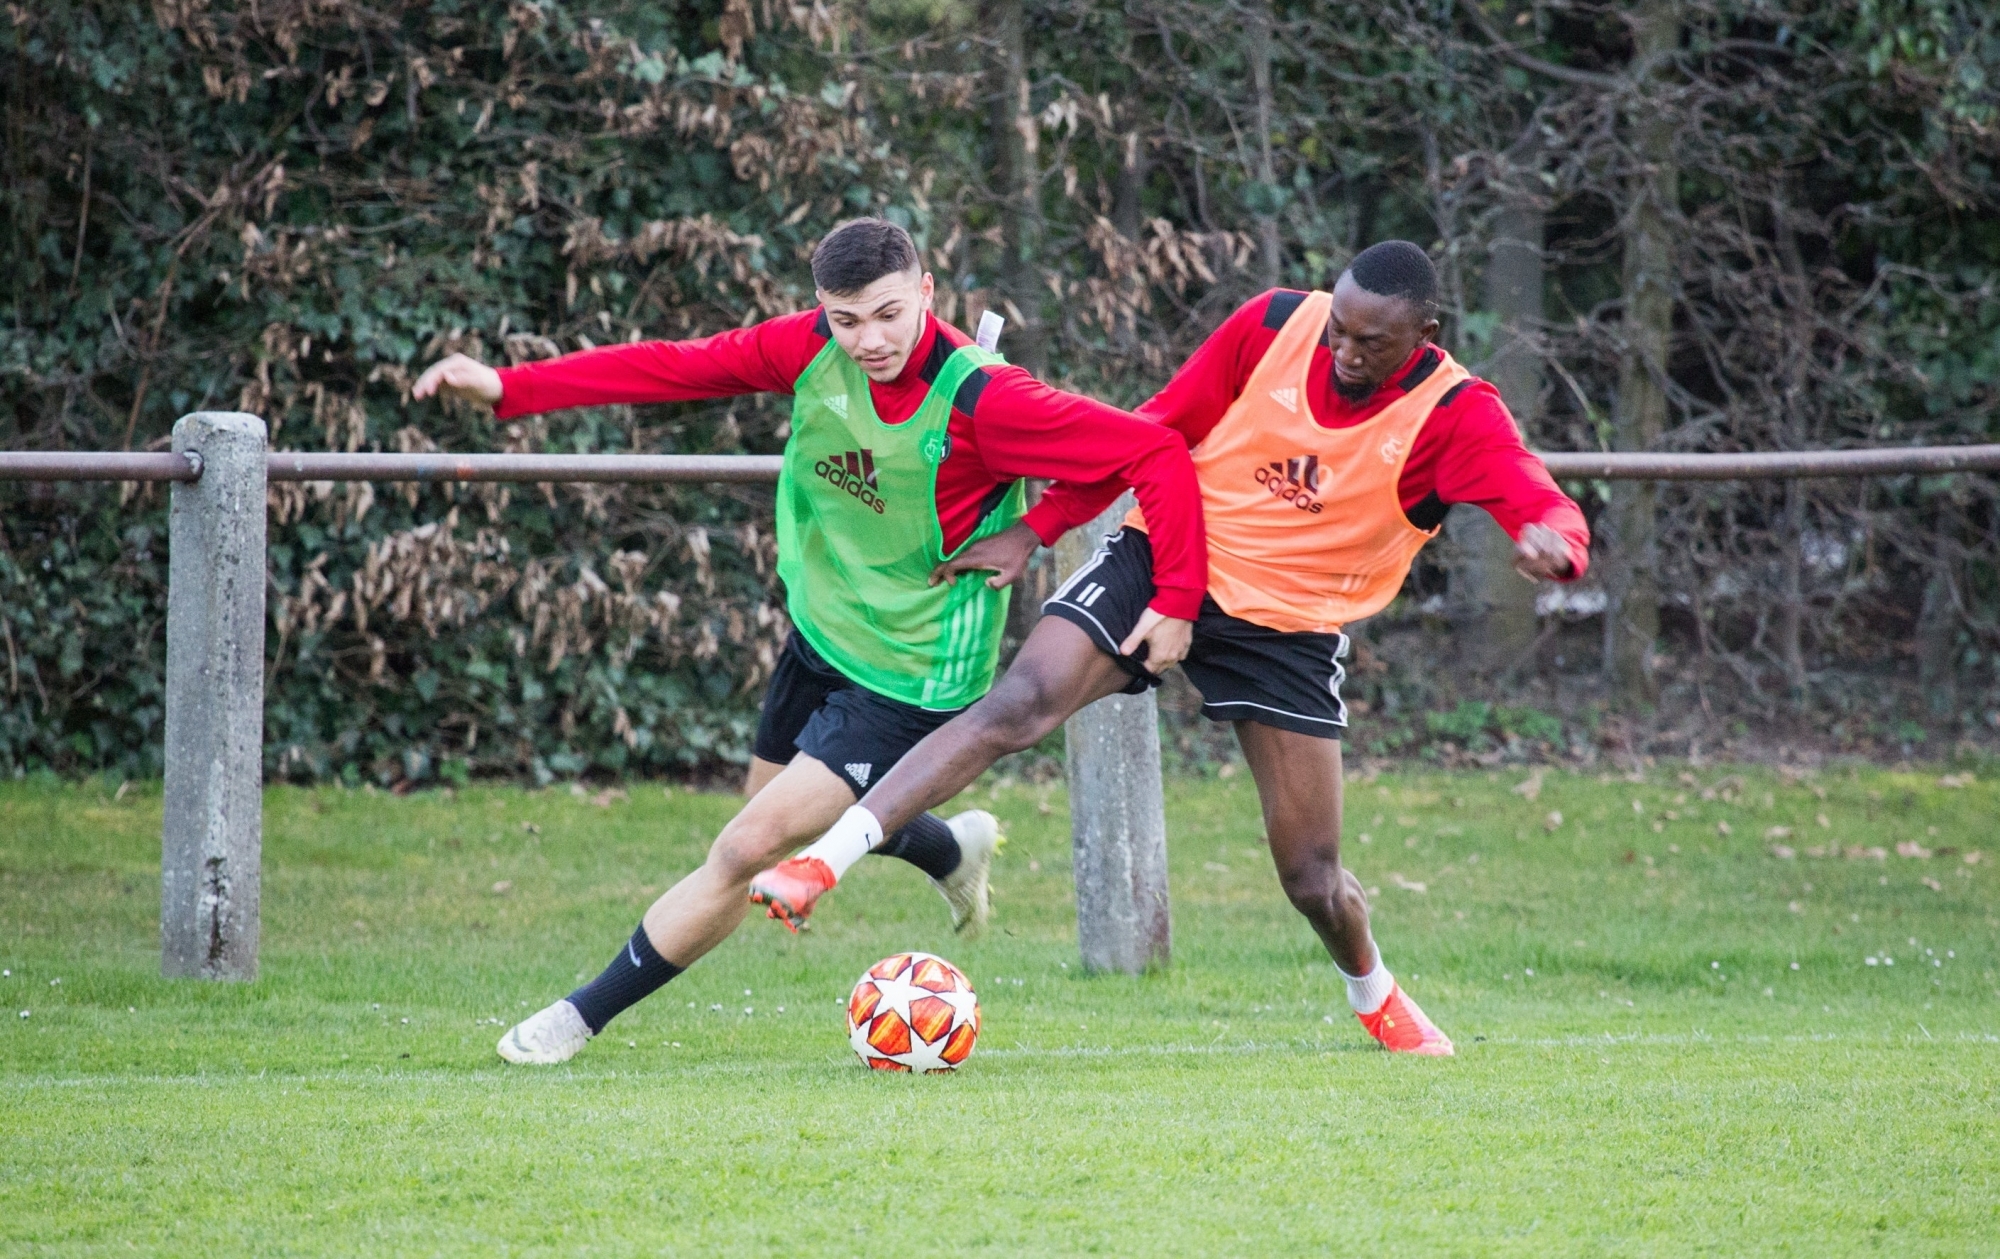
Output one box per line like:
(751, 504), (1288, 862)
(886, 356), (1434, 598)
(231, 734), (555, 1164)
(847, 951), (980, 1073)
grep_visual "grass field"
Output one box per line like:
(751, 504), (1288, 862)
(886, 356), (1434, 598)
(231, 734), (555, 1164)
(3, 764), (1997, 1255)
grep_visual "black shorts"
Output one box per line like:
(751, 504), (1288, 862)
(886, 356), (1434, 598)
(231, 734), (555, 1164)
(1043, 528), (1349, 740)
(752, 631), (966, 795)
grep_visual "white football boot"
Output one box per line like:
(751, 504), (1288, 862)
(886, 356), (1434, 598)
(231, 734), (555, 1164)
(931, 810), (1004, 936)
(496, 998), (592, 1065)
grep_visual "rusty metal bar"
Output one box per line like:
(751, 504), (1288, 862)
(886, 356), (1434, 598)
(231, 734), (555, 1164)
(5, 446), (2000, 485)
(0, 451), (203, 481)
(1539, 445), (2000, 480)
(264, 452), (784, 483)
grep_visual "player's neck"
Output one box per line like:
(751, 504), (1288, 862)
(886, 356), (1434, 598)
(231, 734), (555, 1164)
(1312, 341), (1429, 427)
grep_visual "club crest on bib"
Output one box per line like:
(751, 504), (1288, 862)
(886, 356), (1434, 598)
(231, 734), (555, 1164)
(1379, 435), (1406, 465)
(1251, 453), (1325, 514)
(813, 448), (886, 513)
(921, 432), (951, 464)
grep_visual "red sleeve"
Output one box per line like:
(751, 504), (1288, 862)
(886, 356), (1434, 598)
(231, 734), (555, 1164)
(492, 311), (823, 418)
(1019, 472), (1130, 545)
(1023, 290), (1289, 543)
(964, 367), (1207, 620)
(1404, 382), (1592, 580)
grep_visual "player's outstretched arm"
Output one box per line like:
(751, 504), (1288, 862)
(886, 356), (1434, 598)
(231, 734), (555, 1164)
(1423, 381), (1591, 580)
(416, 317), (815, 420)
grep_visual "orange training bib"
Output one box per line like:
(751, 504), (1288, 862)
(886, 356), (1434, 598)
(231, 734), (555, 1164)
(1128, 289), (1469, 633)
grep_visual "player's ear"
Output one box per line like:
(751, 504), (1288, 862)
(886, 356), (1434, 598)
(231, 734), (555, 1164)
(918, 270), (935, 310)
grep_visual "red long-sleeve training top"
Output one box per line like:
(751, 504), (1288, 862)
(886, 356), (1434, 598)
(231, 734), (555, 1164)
(493, 310), (1207, 618)
(1023, 289), (1591, 580)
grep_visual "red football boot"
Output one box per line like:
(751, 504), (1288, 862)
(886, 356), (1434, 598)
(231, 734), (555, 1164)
(1356, 984), (1455, 1056)
(747, 856), (837, 933)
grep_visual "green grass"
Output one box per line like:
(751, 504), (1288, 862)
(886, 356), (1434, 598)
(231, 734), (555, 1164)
(3, 765), (1997, 1256)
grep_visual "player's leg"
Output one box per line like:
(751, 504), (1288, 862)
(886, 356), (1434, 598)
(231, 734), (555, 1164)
(499, 620), (832, 1063)
(753, 531), (1156, 928)
(747, 647), (1107, 932)
(1233, 722), (1373, 970)
(742, 756), (787, 798)
(1178, 613), (1453, 1056)
(752, 615), (1132, 930)
(871, 616), (1133, 833)
(497, 753), (854, 1064)
(1235, 720), (1449, 1056)
(641, 754), (854, 957)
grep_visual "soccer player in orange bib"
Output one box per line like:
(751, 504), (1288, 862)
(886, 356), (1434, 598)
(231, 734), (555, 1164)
(752, 241), (1590, 1055)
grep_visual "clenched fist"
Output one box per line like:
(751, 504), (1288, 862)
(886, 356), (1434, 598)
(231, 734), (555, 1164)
(1513, 522), (1576, 582)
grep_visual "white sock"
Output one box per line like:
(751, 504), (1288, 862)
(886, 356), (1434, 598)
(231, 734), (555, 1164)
(794, 805), (883, 881)
(1336, 958), (1396, 1015)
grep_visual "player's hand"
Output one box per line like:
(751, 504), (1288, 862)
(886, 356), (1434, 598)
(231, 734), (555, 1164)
(1513, 522), (1575, 581)
(931, 522), (1040, 590)
(412, 353), (504, 407)
(1118, 608), (1194, 673)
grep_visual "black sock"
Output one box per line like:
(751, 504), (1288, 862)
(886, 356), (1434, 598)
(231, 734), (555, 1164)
(566, 925), (684, 1034)
(873, 812), (962, 880)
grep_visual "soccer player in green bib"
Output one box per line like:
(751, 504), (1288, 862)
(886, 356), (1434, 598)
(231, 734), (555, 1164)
(413, 219), (1206, 1064)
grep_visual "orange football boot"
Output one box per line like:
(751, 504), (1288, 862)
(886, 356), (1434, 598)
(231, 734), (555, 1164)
(747, 856), (837, 932)
(1356, 984), (1455, 1056)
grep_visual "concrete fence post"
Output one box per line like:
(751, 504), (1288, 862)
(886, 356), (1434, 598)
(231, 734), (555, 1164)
(1053, 497), (1171, 974)
(161, 412), (268, 980)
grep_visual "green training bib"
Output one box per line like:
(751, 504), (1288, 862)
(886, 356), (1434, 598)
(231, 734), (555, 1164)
(775, 338), (1026, 709)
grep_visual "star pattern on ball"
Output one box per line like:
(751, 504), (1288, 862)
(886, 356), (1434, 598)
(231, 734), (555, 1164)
(846, 951), (980, 1073)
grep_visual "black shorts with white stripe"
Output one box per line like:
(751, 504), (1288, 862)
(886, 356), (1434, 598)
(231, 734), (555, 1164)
(752, 630), (966, 795)
(1042, 527), (1349, 740)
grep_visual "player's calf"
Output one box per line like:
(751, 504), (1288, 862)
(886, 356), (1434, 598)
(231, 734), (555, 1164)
(1274, 853), (1372, 955)
(1273, 848), (1453, 1055)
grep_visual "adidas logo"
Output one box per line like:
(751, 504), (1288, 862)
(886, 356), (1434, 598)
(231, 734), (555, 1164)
(1250, 453), (1325, 514)
(825, 394), (849, 418)
(812, 448), (886, 514)
(1268, 386), (1299, 413)
(846, 762), (873, 787)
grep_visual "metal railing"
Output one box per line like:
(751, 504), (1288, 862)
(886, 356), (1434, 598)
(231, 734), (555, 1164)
(8, 446), (2000, 484)
(1537, 446), (2000, 480)
(4, 414), (1999, 981)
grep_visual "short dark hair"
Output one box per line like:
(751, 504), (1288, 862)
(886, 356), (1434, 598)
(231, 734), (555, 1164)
(1344, 240), (1440, 324)
(811, 218), (921, 296)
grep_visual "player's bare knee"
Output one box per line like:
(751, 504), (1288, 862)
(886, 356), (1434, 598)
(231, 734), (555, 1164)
(708, 817), (788, 883)
(1276, 856), (1344, 921)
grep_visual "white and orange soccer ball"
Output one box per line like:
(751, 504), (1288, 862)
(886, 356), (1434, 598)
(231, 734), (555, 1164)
(846, 951), (980, 1073)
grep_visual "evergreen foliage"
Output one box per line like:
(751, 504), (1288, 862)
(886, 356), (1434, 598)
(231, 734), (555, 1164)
(3, 1), (1997, 780)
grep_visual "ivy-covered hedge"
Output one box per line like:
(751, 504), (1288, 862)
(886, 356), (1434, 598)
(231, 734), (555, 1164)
(5, 1), (1999, 782)
(2, 0), (913, 783)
